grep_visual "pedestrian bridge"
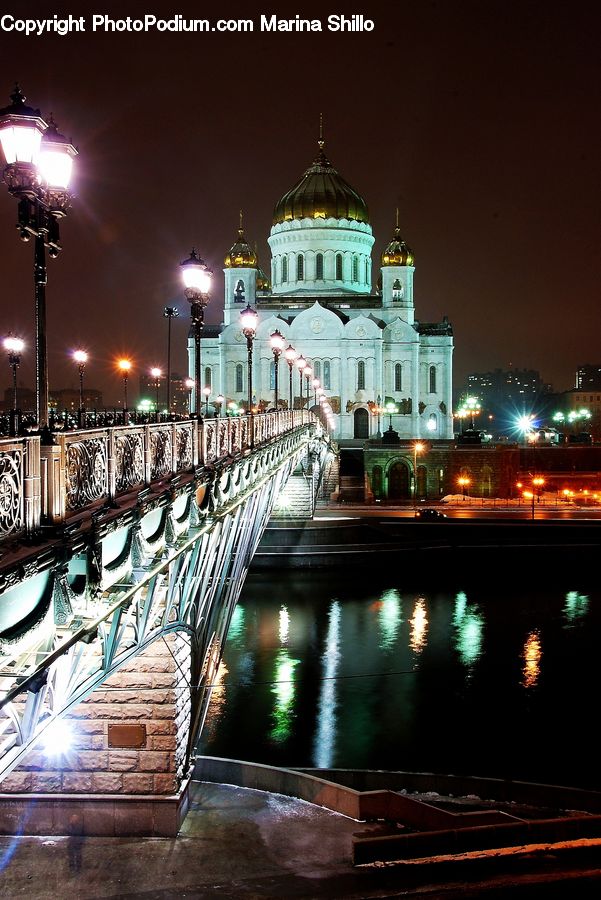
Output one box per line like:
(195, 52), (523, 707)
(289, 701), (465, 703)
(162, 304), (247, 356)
(0, 412), (330, 833)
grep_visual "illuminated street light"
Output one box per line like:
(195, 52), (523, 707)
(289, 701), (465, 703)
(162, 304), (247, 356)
(270, 329), (286, 410)
(240, 304), (259, 448)
(4, 333), (24, 435)
(203, 385), (211, 416)
(215, 393), (224, 418)
(180, 249), (212, 418)
(150, 367), (162, 420)
(457, 475), (471, 500)
(0, 86), (77, 428)
(284, 344), (297, 411)
(296, 355), (307, 408)
(73, 350), (88, 426)
(117, 358), (132, 415)
(413, 441), (425, 510)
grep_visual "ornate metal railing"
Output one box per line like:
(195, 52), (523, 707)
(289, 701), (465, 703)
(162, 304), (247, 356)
(0, 412), (315, 540)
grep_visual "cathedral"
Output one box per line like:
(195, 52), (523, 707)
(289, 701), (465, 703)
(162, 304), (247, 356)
(190, 138), (453, 442)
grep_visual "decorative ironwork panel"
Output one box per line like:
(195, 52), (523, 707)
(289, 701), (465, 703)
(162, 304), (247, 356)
(176, 424), (194, 471)
(240, 418), (249, 449)
(0, 449), (23, 537)
(115, 433), (144, 493)
(218, 421), (228, 457)
(230, 418), (240, 454)
(150, 429), (173, 480)
(203, 422), (216, 464)
(65, 439), (108, 511)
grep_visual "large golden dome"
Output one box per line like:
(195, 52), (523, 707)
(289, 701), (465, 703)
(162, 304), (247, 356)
(381, 225), (414, 267)
(273, 144), (369, 225)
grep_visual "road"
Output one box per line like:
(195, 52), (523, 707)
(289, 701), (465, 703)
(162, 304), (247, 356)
(316, 504), (601, 521)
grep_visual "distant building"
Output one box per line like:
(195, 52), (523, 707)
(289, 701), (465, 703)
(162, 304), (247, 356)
(138, 372), (190, 414)
(1, 386), (35, 413)
(50, 389), (103, 411)
(576, 364), (601, 391)
(464, 368), (552, 428)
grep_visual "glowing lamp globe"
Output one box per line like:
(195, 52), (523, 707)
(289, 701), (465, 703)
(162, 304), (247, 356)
(240, 304), (259, 335)
(0, 86), (46, 168)
(38, 117), (77, 190)
(284, 344), (297, 363)
(180, 249), (212, 295)
(270, 330), (286, 352)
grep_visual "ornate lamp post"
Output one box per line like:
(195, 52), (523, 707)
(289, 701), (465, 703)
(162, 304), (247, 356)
(532, 475), (545, 520)
(73, 350), (88, 426)
(117, 359), (131, 419)
(385, 402), (398, 431)
(163, 306), (179, 416)
(312, 377), (320, 407)
(4, 333), (24, 436)
(0, 87), (77, 429)
(413, 441), (424, 511)
(269, 330), (285, 410)
(180, 249), (211, 419)
(150, 367), (162, 421)
(240, 304), (259, 449)
(295, 355), (307, 407)
(284, 344), (297, 411)
(202, 385), (211, 416)
(215, 394), (224, 417)
(303, 366), (313, 407)
(185, 378), (195, 416)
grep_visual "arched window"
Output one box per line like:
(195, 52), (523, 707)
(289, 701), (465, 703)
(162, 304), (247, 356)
(335, 253), (343, 280)
(352, 255), (359, 282)
(235, 364), (243, 393)
(316, 253), (324, 280)
(269, 360), (276, 390)
(204, 367), (212, 390)
(364, 258), (369, 284)
(427, 414), (437, 433)
(314, 360), (321, 380)
(323, 360), (331, 390)
(357, 360), (366, 390)
(429, 365), (437, 394)
(297, 254), (304, 281)
(282, 257), (288, 283)
(234, 279), (245, 303)
(394, 363), (402, 392)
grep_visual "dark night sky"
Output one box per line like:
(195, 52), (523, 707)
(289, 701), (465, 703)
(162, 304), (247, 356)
(1, 1), (600, 404)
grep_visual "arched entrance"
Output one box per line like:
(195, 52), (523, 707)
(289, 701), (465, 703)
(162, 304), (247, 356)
(353, 407), (369, 439)
(388, 461), (410, 500)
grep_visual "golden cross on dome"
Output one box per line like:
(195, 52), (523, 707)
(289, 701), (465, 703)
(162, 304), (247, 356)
(318, 112), (324, 149)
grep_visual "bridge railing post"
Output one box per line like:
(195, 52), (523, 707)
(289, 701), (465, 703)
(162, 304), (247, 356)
(107, 429), (117, 503)
(40, 439), (66, 524)
(23, 435), (41, 535)
(143, 424), (152, 485)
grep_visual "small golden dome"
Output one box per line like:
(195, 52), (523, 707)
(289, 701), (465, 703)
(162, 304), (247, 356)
(381, 225), (414, 267)
(224, 224), (257, 268)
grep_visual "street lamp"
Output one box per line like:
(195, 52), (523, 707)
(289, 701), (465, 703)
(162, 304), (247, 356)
(150, 367), (162, 421)
(117, 358), (132, 420)
(4, 333), (24, 436)
(180, 249), (211, 418)
(240, 304), (259, 448)
(203, 385), (211, 416)
(457, 475), (470, 500)
(304, 366), (313, 406)
(163, 306), (179, 416)
(413, 441), (424, 511)
(385, 402), (398, 431)
(185, 377), (195, 416)
(270, 329), (285, 410)
(215, 394), (224, 417)
(296, 355), (307, 407)
(312, 377), (320, 407)
(0, 87), (77, 429)
(73, 350), (88, 426)
(284, 344), (297, 410)
(532, 476), (545, 520)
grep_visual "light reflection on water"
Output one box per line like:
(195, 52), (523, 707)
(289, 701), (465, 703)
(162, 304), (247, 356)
(201, 578), (600, 789)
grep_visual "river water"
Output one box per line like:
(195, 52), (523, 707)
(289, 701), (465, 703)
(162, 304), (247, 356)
(200, 571), (600, 790)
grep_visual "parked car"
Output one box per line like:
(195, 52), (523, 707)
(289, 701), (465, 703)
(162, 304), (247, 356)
(415, 508), (447, 520)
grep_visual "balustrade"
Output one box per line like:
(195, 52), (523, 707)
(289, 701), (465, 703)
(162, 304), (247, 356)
(0, 412), (316, 539)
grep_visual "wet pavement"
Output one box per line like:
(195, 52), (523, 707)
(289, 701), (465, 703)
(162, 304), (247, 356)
(1, 781), (600, 898)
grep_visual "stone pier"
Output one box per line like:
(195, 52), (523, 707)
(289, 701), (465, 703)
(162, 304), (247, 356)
(0, 634), (192, 836)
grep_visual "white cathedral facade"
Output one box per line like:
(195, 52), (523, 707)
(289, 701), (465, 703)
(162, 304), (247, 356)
(190, 140), (453, 441)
